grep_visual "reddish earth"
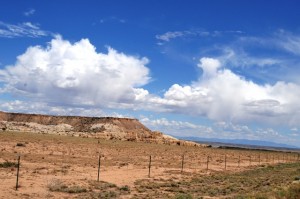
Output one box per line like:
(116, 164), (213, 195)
(0, 131), (294, 199)
(0, 111), (296, 198)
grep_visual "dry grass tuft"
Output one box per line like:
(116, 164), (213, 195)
(47, 179), (87, 193)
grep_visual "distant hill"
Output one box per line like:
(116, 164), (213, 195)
(177, 136), (299, 150)
(0, 111), (205, 147)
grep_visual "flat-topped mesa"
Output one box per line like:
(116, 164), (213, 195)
(0, 111), (147, 131)
(0, 111), (206, 147)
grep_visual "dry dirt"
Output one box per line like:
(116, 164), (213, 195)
(0, 131), (297, 199)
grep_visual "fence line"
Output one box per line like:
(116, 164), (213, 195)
(1, 150), (299, 191)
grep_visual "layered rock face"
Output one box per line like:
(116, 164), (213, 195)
(0, 111), (204, 147)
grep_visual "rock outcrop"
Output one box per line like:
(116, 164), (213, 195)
(0, 111), (205, 147)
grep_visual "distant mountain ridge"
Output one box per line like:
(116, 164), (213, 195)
(178, 136), (299, 149)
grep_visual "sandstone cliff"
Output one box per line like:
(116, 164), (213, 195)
(0, 111), (204, 147)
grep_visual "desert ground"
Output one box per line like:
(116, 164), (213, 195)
(1, 131), (300, 199)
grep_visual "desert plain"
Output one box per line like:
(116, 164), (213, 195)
(1, 131), (300, 199)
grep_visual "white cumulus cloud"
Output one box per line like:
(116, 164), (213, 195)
(0, 36), (151, 108)
(141, 57), (300, 127)
(140, 117), (213, 137)
(1, 36), (300, 130)
(198, 57), (221, 78)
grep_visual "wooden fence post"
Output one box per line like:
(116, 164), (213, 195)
(97, 155), (101, 182)
(181, 154), (184, 173)
(238, 155), (240, 168)
(148, 155), (152, 178)
(258, 154), (261, 165)
(224, 155), (227, 170)
(206, 156), (209, 171)
(16, 155), (20, 190)
(249, 156), (251, 166)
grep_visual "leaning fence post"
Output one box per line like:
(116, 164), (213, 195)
(181, 154), (184, 173)
(249, 156), (251, 166)
(97, 155), (101, 182)
(16, 155), (20, 191)
(238, 155), (240, 168)
(258, 154), (261, 165)
(148, 155), (152, 178)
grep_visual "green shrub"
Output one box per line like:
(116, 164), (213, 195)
(119, 185), (130, 192)
(0, 161), (18, 168)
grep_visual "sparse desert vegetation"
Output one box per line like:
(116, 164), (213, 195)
(0, 160), (18, 168)
(0, 131), (300, 198)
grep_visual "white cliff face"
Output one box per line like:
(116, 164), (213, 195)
(0, 121), (73, 134)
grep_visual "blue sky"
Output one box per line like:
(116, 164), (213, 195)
(1, 0), (300, 146)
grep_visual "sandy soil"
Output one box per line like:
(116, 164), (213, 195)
(0, 132), (297, 199)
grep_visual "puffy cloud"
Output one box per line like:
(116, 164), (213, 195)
(143, 57), (300, 127)
(0, 36), (151, 108)
(1, 35), (300, 130)
(0, 99), (115, 117)
(198, 57), (221, 78)
(213, 122), (291, 143)
(140, 117), (213, 137)
(139, 117), (296, 144)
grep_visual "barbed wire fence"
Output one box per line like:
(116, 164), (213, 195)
(2, 147), (299, 191)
